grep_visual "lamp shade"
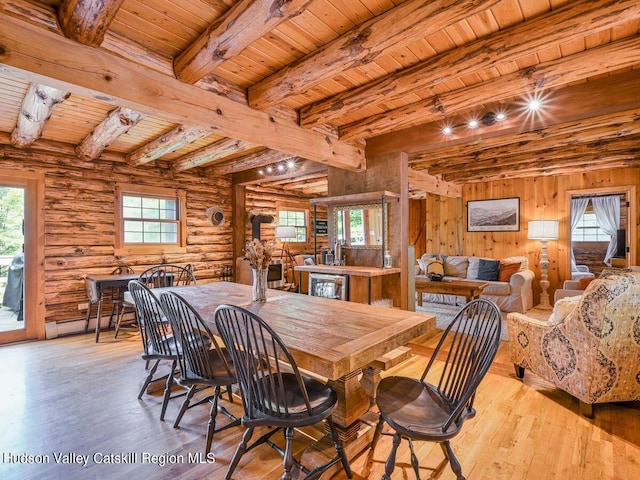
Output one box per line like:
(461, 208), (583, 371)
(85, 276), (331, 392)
(275, 225), (296, 240)
(528, 220), (559, 241)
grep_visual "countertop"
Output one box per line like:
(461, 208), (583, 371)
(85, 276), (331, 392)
(294, 264), (401, 277)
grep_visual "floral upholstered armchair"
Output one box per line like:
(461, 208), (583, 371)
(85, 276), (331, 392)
(507, 271), (640, 418)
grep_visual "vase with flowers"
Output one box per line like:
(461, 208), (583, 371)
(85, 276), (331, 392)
(244, 238), (276, 302)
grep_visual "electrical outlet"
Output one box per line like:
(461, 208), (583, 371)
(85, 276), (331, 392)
(78, 302), (88, 310)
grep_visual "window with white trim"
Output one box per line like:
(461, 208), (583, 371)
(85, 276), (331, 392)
(277, 208), (307, 243)
(573, 209), (610, 242)
(115, 184), (186, 253)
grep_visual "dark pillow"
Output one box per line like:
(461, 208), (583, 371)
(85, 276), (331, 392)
(477, 259), (500, 281)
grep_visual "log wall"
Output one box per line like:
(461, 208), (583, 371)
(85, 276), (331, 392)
(244, 185), (328, 254)
(0, 146), (233, 324)
(411, 168), (640, 304)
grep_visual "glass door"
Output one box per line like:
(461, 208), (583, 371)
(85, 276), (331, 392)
(0, 169), (43, 344)
(0, 186), (25, 333)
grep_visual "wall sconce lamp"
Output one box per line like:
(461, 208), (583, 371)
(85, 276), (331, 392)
(528, 219), (559, 310)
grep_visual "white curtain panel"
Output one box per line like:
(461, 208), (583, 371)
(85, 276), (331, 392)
(592, 195), (620, 266)
(570, 197), (590, 272)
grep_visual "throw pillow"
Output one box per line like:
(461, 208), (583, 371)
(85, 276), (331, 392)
(443, 256), (469, 278)
(498, 261), (520, 282)
(477, 259), (500, 281)
(578, 277), (595, 290)
(466, 257), (491, 279)
(548, 295), (581, 325)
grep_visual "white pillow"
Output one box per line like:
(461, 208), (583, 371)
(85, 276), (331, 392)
(548, 295), (581, 325)
(467, 257), (491, 279)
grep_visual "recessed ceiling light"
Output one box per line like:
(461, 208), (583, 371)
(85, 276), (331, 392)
(442, 126), (453, 135)
(528, 99), (542, 111)
(258, 169), (264, 175)
(467, 119), (479, 129)
(287, 159), (295, 168)
(277, 164), (285, 172)
(495, 112), (507, 121)
(266, 166), (273, 173)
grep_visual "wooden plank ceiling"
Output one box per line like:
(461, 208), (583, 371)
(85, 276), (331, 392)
(0, 0), (639, 198)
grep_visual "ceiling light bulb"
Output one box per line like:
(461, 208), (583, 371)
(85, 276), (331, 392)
(495, 112), (506, 121)
(258, 169), (264, 175)
(266, 166), (273, 173)
(287, 160), (295, 168)
(528, 99), (542, 111)
(467, 119), (479, 129)
(442, 126), (453, 135)
(277, 164), (285, 172)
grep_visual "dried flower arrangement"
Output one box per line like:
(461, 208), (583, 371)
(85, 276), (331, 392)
(244, 238), (276, 270)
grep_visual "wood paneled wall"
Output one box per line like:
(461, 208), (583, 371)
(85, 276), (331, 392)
(0, 146), (233, 325)
(411, 168), (640, 304)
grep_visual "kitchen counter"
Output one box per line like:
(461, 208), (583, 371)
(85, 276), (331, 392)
(294, 264), (401, 305)
(294, 264), (401, 277)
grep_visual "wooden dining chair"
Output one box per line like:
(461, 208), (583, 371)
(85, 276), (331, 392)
(138, 263), (196, 288)
(368, 298), (502, 480)
(110, 264), (135, 338)
(214, 304), (352, 480)
(159, 291), (240, 454)
(117, 263), (196, 338)
(127, 280), (180, 421)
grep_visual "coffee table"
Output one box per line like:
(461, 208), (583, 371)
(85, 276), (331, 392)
(415, 277), (489, 306)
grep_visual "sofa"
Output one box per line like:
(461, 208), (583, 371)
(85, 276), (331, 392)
(507, 270), (640, 417)
(415, 254), (534, 313)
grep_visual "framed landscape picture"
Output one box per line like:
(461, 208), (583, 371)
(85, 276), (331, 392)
(467, 197), (520, 232)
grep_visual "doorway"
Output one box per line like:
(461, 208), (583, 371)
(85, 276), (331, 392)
(0, 186), (24, 331)
(566, 186), (637, 279)
(0, 169), (45, 344)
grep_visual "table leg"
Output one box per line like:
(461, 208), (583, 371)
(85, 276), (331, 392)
(299, 369), (377, 478)
(94, 298), (103, 343)
(417, 289), (423, 306)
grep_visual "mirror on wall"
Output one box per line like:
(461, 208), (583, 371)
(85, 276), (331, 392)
(335, 203), (387, 248)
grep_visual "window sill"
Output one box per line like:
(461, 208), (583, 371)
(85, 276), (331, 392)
(114, 245), (187, 256)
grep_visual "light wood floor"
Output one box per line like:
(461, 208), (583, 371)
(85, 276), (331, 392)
(0, 329), (638, 480)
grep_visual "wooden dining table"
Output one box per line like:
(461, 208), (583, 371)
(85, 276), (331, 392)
(158, 281), (436, 471)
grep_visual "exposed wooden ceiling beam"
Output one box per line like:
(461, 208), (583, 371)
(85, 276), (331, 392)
(0, 131), (124, 162)
(174, 0), (315, 84)
(127, 125), (211, 166)
(0, 14), (364, 171)
(207, 149), (295, 177)
(413, 110), (640, 168)
(248, 0), (499, 110)
(431, 137), (640, 180)
(6, 0), (302, 124)
(58, 0), (125, 47)
(282, 178), (327, 191)
(10, 83), (70, 147)
(232, 158), (326, 185)
(75, 107), (145, 160)
(265, 172), (327, 186)
(408, 169), (461, 198)
(339, 35), (640, 140)
(172, 138), (259, 171)
(366, 70), (640, 157)
(443, 151), (640, 183)
(301, 0), (640, 131)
